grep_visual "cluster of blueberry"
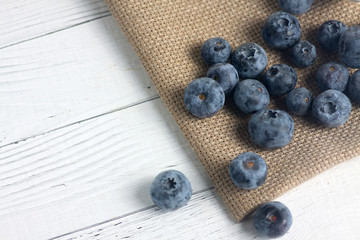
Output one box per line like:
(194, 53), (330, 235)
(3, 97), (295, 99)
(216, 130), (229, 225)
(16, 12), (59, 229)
(150, 1), (360, 238)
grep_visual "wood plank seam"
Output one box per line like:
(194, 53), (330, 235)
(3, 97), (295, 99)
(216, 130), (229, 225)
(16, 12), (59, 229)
(0, 96), (160, 149)
(49, 187), (215, 240)
(0, 14), (111, 50)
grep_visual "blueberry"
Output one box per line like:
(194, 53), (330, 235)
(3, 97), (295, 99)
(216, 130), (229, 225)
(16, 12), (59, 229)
(233, 79), (270, 114)
(184, 77), (225, 118)
(150, 170), (192, 211)
(201, 37), (232, 65)
(253, 201), (292, 238)
(262, 11), (301, 50)
(318, 20), (347, 52)
(286, 87), (313, 115)
(347, 70), (360, 104)
(339, 26), (360, 68)
(229, 152), (267, 190)
(312, 90), (352, 127)
(231, 43), (268, 79)
(263, 64), (297, 96)
(278, 0), (313, 15)
(290, 41), (316, 68)
(207, 63), (239, 95)
(248, 109), (294, 149)
(316, 62), (349, 92)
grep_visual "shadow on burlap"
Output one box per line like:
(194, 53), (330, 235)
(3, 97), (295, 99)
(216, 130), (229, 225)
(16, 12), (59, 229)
(105, 0), (360, 221)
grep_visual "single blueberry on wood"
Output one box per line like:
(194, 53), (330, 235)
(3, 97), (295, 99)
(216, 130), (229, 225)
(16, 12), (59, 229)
(253, 201), (293, 238)
(184, 77), (225, 118)
(150, 170), (192, 211)
(233, 79), (270, 114)
(231, 42), (268, 79)
(229, 152), (267, 190)
(262, 12), (301, 50)
(312, 90), (352, 127)
(201, 37), (232, 65)
(207, 63), (239, 95)
(248, 109), (295, 149)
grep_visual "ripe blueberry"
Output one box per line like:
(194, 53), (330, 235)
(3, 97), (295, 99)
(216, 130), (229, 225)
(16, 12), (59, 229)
(316, 62), (349, 92)
(231, 43), (268, 79)
(312, 90), (352, 127)
(207, 63), (239, 95)
(263, 64), (297, 96)
(229, 152), (267, 190)
(262, 12), (301, 50)
(248, 109), (295, 149)
(286, 87), (313, 115)
(339, 26), (360, 68)
(150, 170), (192, 211)
(184, 77), (225, 118)
(318, 20), (347, 52)
(278, 0), (313, 15)
(253, 201), (293, 238)
(347, 70), (360, 104)
(201, 37), (232, 65)
(233, 79), (270, 115)
(290, 41), (316, 68)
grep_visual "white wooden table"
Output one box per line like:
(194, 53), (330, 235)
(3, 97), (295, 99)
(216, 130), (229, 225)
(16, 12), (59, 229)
(1, 1), (360, 239)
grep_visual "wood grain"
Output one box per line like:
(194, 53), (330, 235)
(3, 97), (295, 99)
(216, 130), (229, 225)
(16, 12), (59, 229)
(0, 0), (110, 49)
(54, 156), (360, 240)
(0, 98), (212, 240)
(1, 1), (360, 240)
(0, 16), (159, 146)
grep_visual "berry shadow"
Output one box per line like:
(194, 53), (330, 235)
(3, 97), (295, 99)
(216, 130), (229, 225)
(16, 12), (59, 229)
(238, 212), (268, 239)
(137, 176), (156, 206)
(269, 94), (287, 111)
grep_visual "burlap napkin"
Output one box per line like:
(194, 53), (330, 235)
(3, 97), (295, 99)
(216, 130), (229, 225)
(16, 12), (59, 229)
(105, 0), (360, 221)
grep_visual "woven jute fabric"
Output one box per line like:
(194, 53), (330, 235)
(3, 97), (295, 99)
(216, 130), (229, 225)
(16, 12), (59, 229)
(105, 0), (360, 221)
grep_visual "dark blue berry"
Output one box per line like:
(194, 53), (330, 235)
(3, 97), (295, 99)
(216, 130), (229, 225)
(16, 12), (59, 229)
(150, 170), (192, 211)
(201, 37), (232, 65)
(184, 77), (225, 118)
(347, 70), (360, 104)
(229, 152), (267, 190)
(231, 43), (268, 79)
(286, 87), (313, 115)
(262, 12), (301, 50)
(312, 90), (352, 127)
(278, 0), (313, 15)
(263, 64), (297, 96)
(290, 41), (316, 68)
(233, 79), (270, 114)
(318, 20), (347, 52)
(207, 63), (239, 95)
(339, 26), (360, 68)
(248, 109), (294, 149)
(253, 201), (292, 238)
(316, 62), (349, 92)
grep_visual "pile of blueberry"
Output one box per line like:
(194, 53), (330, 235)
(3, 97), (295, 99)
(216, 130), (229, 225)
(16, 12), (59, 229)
(150, 1), (360, 238)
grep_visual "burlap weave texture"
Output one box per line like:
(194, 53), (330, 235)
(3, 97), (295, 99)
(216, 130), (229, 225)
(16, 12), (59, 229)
(105, 0), (360, 221)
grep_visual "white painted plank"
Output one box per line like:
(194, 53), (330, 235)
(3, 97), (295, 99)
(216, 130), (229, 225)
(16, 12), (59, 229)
(0, 0), (110, 48)
(55, 156), (360, 240)
(0, 16), (159, 146)
(0, 98), (211, 240)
